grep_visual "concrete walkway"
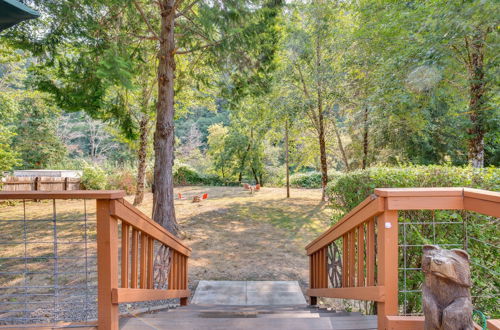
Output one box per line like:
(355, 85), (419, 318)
(191, 281), (307, 305)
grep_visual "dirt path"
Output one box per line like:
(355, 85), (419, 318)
(129, 186), (333, 289)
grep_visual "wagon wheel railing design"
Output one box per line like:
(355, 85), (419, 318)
(328, 241), (342, 288)
(153, 244), (172, 289)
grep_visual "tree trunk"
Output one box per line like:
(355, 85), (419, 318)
(133, 115), (149, 206)
(362, 107), (369, 169)
(251, 167), (259, 185)
(238, 143), (251, 183)
(466, 32), (486, 168)
(153, 0), (178, 235)
(332, 118), (349, 172)
(315, 36), (328, 201)
(285, 118), (290, 198)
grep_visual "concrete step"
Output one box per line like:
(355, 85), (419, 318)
(141, 308), (363, 319)
(191, 280), (307, 305)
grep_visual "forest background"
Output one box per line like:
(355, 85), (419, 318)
(1, 0), (498, 202)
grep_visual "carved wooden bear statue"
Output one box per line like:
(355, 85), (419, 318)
(422, 245), (473, 330)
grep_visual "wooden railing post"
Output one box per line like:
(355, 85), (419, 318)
(377, 209), (399, 330)
(309, 254), (317, 305)
(97, 199), (119, 330)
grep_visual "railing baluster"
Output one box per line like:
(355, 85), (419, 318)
(366, 218), (375, 286)
(169, 251), (177, 290)
(147, 238), (154, 289)
(321, 246), (328, 288)
(131, 228), (139, 288)
(349, 230), (356, 287)
(180, 255), (188, 306)
(314, 251), (320, 288)
(177, 251), (182, 290)
(319, 249), (323, 288)
(140, 234), (148, 289)
(121, 223), (129, 288)
(342, 234), (348, 287)
(357, 224), (365, 287)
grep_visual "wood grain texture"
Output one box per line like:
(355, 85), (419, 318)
(377, 210), (399, 330)
(357, 225), (365, 287)
(111, 200), (191, 256)
(464, 197), (500, 218)
(96, 200), (119, 330)
(147, 238), (154, 289)
(307, 286), (385, 302)
(112, 288), (190, 303)
(463, 188), (500, 202)
(385, 196), (463, 210)
(366, 218), (375, 287)
(348, 230), (355, 287)
(342, 235), (348, 288)
(121, 223), (130, 288)
(131, 229), (139, 289)
(375, 187), (463, 197)
(140, 234), (148, 289)
(0, 190), (125, 200)
(306, 195), (383, 254)
(487, 319), (500, 330)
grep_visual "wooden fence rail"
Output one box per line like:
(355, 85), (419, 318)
(0, 190), (190, 330)
(306, 187), (500, 330)
(1, 176), (80, 192)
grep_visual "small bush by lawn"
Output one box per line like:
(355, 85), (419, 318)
(289, 171), (322, 188)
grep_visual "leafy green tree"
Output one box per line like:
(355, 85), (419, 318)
(0, 95), (19, 173)
(13, 93), (67, 168)
(207, 123), (231, 179)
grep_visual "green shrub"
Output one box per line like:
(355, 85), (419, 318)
(287, 171), (342, 188)
(107, 168), (137, 195)
(173, 164), (203, 185)
(327, 165), (500, 214)
(289, 171), (322, 188)
(81, 165), (107, 190)
(326, 165), (500, 317)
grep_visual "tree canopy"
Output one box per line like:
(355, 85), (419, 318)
(1, 0), (498, 225)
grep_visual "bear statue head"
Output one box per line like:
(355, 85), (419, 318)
(422, 245), (471, 287)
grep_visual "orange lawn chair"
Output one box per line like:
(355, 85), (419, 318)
(255, 184), (260, 191)
(178, 193), (185, 199)
(202, 193), (208, 200)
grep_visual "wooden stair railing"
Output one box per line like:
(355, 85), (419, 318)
(305, 187), (500, 330)
(99, 197), (191, 330)
(0, 191), (191, 330)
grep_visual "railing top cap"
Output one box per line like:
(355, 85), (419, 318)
(375, 187), (464, 197)
(375, 187), (500, 200)
(0, 190), (126, 200)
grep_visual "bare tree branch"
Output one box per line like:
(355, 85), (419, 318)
(176, 0), (200, 18)
(133, 0), (160, 41)
(174, 41), (222, 55)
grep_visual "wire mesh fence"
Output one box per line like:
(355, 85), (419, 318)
(0, 199), (97, 326)
(398, 209), (499, 318)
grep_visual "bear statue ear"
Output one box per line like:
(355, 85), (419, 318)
(423, 245), (439, 253)
(451, 249), (470, 261)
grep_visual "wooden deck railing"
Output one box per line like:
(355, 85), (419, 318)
(305, 187), (500, 329)
(0, 191), (191, 330)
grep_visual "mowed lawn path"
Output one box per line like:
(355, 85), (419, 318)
(130, 187), (333, 289)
